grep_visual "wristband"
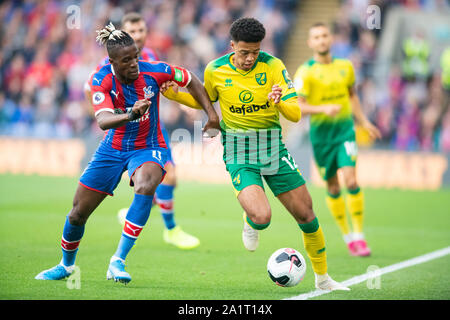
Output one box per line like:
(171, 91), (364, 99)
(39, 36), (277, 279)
(127, 109), (140, 121)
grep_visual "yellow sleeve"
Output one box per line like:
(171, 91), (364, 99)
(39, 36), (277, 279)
(293, 65), (310, 98)
(203, 63), (219, 102)
(271, 58), (297, 102)
(162, 87), (202, 109)
(269, 58), (301, 122)
(273, 99), (301, 122)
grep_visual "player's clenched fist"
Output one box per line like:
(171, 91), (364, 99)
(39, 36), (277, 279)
(129, 99), (151, 120)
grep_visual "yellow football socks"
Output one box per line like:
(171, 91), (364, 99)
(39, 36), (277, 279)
(299, 217), (327, 275)
(326, 192), (351, 237)
(346, 187), (364, 235)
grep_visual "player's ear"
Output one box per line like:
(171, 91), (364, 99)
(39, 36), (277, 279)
(230, 40), (235, 51)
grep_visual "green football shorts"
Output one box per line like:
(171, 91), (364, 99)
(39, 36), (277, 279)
(312, 139), (357, 180)
(225, 147), (306, 197)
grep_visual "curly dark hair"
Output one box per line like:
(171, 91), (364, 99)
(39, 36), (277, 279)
(230, 17), (266, 43)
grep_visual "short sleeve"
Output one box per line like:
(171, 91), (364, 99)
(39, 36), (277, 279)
(90, 73), (114, 116)
(271, 58), (297, 102)
(293, 65), (310, 98)
(203, 63), (218, 102)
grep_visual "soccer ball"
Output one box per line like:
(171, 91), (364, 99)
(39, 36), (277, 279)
(117, 208), (128, 226)
(267, 248), (306, 287)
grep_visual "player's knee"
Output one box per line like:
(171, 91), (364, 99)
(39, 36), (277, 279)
(68, 205), (88, 226)
(249, 208), (272, 225)
(345, 180), (359, 191)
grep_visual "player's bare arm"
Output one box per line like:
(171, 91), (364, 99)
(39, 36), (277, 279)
(95, 99), (151, 130)
(185, 72), (220, 136)
(297, 96), (341, 117)
(348, 86), (381, 139)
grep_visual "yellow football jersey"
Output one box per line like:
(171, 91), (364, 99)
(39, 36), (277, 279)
(204, 51), (297, 131)
(293, 57), (356, 144)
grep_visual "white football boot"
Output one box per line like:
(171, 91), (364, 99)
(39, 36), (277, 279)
(315, 273), (350, 291)
(242, 213), (259, 252)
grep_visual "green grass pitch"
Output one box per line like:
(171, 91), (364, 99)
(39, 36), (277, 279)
(0, 174), (449, 300)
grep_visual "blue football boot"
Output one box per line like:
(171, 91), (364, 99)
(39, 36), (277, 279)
(107, 258), (131, 284)
(35, 264), (73, 280)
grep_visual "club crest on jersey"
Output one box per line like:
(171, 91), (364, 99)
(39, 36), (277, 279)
(255, 72), (267, 85)
(92, 92), (105, 105)
(143, 86), (154, 99)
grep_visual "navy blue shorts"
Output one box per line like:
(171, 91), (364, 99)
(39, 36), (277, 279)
(79, 142), (167, 196)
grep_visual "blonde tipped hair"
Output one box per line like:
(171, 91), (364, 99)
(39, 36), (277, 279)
(96, 22), (126, 46)
(95, 22), (135, 57)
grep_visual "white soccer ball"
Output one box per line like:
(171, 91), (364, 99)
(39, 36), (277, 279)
(117, 208), (128, 226)
(267, 248), (306, 287)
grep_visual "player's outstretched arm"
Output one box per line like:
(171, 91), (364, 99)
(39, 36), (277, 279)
(297, 96), (341, 117)
(185, 72), (220, 136)
(161, 82), (203, 110)
(348, 86), (381, 140)
(95, 99), (151, 130)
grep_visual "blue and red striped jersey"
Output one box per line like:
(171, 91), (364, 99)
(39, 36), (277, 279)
(89, 60), (191, 151)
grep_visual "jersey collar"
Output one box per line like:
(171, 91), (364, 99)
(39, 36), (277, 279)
(228, 52), (260, 75)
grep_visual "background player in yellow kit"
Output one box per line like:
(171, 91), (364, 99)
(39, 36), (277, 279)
(165, 17), (349, 291)
(293, 23), (381, 257)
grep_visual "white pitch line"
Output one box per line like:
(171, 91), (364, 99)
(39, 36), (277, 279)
(285, 246), (450, 300)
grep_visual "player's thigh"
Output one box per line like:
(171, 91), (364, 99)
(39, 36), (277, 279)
(337, 140), (358, 189)
(161, 161), (176, 186)
(340, 166), (358, 190)
(277, 184), (315, 224)
(228, 165), (270, 222)
(237, 184), (271, 224)
(128, 148), (168, 195)
(326, 174), (341, 195)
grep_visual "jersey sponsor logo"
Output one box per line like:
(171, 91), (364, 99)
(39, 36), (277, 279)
(255, 72), (267, 85)
(239, 90), (254, 103)
(225, 78), (233, 87)
(229, 101), (270, 116)
(93, 77), (101, 85)
(92, 92), (105, 105)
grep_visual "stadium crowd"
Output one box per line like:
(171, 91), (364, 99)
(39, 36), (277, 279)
(0, 0), (449, 152)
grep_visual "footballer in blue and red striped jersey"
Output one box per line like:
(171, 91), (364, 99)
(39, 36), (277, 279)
(89, 60), (190, 152)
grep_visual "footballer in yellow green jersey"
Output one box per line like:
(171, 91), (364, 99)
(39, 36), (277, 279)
(294, 22), (381, 257)
(203, 50), (298, 131)
(164, 18), (350, 291)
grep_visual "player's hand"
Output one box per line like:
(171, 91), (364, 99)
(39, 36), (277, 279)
(160, 81), (179, 94)
(268, 85), (283, 104)
(202, 117), (221, 138)
(322, 104), (341, 117)
(362, 120), (382, 140)
(130, 99), (151, 120)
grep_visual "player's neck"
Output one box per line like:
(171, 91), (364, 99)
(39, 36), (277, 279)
(314, 53), (333, 64)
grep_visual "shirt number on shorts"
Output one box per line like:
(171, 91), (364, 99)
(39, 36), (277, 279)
(281, 152), (298, 171)
(344, 141), (358, 157)
(152, 150), (162, 161)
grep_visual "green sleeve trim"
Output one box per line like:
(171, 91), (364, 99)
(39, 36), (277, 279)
(281, 92), (297, 101)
